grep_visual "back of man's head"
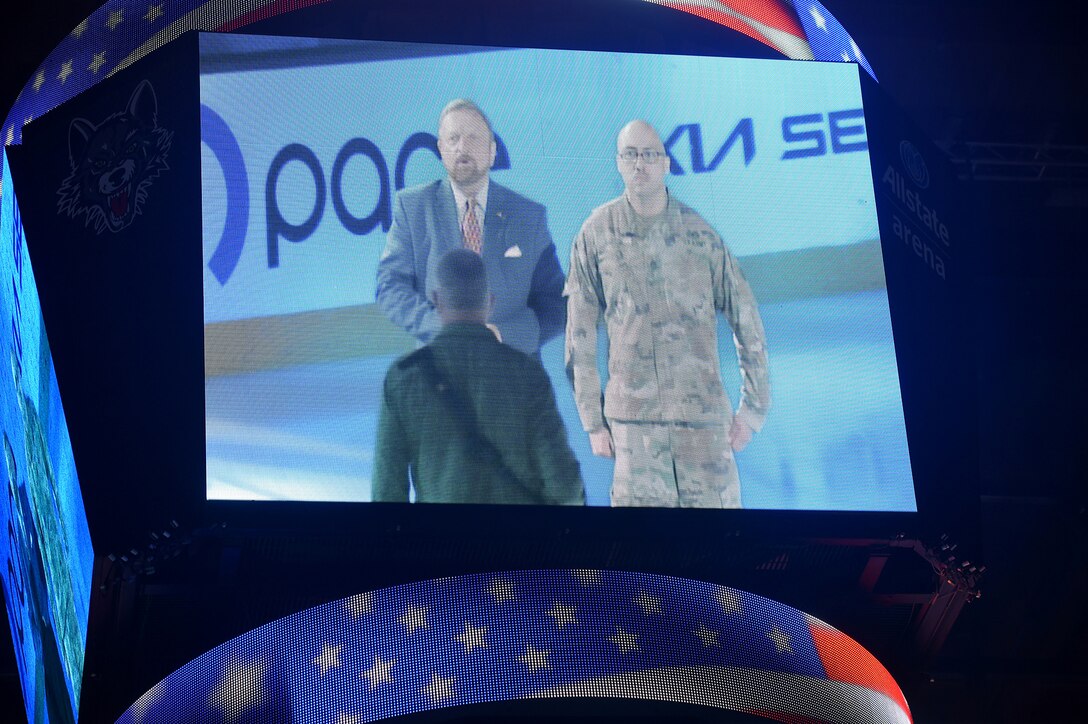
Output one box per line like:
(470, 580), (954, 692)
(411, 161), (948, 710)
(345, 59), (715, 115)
(435, 248), (489, 318)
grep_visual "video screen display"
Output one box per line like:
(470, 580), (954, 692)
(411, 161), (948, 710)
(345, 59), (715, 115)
(200, 34), (916, 511)
(2, 151), (94, 724)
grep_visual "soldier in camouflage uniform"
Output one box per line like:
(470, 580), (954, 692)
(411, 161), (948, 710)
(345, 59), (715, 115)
(564, 120), (770, 508)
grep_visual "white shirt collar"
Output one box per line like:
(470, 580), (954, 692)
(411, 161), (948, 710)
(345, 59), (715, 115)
(450, 178), (490, 222)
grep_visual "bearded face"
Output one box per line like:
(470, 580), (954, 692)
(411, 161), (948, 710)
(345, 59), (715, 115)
(437, 108), (496, 191)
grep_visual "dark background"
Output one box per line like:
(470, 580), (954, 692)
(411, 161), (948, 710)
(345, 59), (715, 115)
(2, 1), (1086, 722)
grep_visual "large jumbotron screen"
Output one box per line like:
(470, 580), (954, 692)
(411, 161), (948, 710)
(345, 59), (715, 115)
(200, 33), (916, 512)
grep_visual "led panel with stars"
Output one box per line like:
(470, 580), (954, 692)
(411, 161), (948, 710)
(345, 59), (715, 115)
(114, 570), (913, 723)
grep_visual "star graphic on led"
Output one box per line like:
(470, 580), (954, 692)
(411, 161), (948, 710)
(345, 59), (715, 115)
(89, 52), (106, 74)
(768, 624), (793, 654)
(58, 61), (74, 84)
(609, 626), (639, 654)
(399, 603), (428, 635)
(72, 20), (88, 39)
(422, 672), (455, 703)
(456, 621), (488, 653)
(488, 577), (515, 604)
(209, 656), (267, 720)
(145, 4), (165, 23)
(107, 10), (124, 31)
(312, 642), (342, 676)
(547, 601), (577, 629)
(335, 713), (360, 724)
(717, 587), (743, 615)
(809, 5), (828, 31)
(634, 590), (662, 615)
(346, 592), (372, 618)
(33, 71), (45, 92)
(519, 643), (550, 671)
(693, 623), (720, 647)
(363, 655), (394, 689)
(573, 569), (602, 586)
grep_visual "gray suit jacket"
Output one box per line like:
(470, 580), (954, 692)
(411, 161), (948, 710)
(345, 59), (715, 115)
(375, 179), (566, 355)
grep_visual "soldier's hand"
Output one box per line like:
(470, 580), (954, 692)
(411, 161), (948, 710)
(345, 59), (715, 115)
(729, 417), (753, 452)
(588, 428), (615, 458)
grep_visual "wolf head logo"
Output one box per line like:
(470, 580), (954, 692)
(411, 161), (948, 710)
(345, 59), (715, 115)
(57, 80), (172, 234)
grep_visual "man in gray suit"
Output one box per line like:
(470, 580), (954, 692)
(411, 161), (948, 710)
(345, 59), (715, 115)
(376, 99), (566, 356)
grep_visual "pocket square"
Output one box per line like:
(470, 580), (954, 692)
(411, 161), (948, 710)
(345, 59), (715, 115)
(504, 245), (523, 258)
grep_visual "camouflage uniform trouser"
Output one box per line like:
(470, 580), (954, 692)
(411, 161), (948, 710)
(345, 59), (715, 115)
(608, 419), (740, 508)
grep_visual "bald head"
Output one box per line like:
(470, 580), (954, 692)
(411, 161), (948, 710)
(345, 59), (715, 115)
(616, 120), (663, 153)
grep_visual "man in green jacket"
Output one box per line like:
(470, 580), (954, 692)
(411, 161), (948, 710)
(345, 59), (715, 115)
(372, 248), (585, 505)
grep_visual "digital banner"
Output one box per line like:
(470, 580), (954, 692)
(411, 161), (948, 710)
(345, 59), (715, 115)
(858, 70), (977, 529)
(201, 34), (916, 511)
(116, 570), (911, 724)
(2, 150), (94, 724)
(11, 34), (207, 557)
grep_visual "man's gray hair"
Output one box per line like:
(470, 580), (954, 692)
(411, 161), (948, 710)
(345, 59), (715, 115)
(438, 98), (495, 139)
(435, 248), (489, 311)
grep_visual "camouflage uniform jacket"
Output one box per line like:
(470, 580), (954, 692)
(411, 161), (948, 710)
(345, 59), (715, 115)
(564, 194), (770, 432)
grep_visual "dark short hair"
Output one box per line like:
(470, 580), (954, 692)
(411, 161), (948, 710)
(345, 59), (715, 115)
(436, 248), (488, 311)
(438, 98), (494, 140)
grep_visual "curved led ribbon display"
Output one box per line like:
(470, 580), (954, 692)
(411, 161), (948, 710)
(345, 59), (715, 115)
(117, 570), (911, 723)
(2, 0), (874, 150)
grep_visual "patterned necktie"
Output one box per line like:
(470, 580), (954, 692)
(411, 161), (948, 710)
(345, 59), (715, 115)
(462, 198), (482, 254)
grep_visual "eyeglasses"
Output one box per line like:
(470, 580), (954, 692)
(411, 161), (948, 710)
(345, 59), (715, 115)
(618, 148), (667, 164)
(441, 132), (489, 147)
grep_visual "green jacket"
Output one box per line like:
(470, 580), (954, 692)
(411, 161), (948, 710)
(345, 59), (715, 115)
(373, 322), (584, 505)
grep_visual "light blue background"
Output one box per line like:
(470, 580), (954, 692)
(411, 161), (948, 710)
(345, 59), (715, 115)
(201, 41), (880, 321)
(201, 38), (915, 512)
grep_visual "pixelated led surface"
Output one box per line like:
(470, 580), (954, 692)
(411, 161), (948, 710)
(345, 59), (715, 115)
(117, 570), (911, 723)
(2, 1), (874, 151)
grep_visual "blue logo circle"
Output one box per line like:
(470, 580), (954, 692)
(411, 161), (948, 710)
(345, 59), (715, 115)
(899, 140), (930, 189)
(201, 104), (249, 285)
